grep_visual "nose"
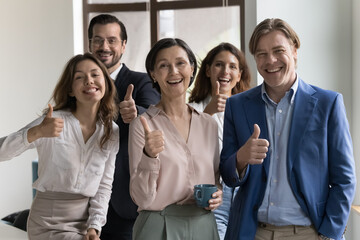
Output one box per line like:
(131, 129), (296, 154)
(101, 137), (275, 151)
(169, 64), (178, 74)
(266, 53), (277, 63)
(84, 76), (94, 85)
(223, 65), (231, 74)
(99, 39), (110, 50)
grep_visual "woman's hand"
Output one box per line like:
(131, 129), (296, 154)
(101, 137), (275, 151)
(206, 189), (223, 211)
(140, 116), (164, 158)
(27, 104), (64, 143)
(83, 228), (100, 240)
(204, 82), (228, 116)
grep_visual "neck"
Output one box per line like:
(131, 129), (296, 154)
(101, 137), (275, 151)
(108, 61), (121, 74)
(73, 103), (99, 127)
(157, 95), (188, 118)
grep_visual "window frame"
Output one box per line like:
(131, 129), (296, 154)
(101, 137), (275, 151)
(82, 0), (245, 52)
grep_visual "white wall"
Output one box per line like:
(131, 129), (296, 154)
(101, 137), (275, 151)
(0, 0), (75, 218)
(350, 0), (360, 238)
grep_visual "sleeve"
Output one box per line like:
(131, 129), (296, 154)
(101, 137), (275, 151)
(220, 99), (248, 188)
(128, 116), (161, 209)
(134, 76), (160, 115)
(0, 116), (44, 162)
(318, 94), (356, 239)
(87, 124), (119, 233)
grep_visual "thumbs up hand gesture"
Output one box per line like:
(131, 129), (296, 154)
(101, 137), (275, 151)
(140, 116), (164, 158)
(120, 84), (137, 123)
(27, 104), (64, 143)
(204, 81), (228, 115)
(236, 124), (269, 173)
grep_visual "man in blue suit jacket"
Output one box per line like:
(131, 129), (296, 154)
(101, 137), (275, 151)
(88, 14), (160, 240)
(220, 18), (356, 240)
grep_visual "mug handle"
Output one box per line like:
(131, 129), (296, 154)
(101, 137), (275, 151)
(195, 189), (202, 201)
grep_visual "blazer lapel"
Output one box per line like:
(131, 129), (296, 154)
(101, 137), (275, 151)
(287, 79), (318, 171)
(244, 86), (270, 176)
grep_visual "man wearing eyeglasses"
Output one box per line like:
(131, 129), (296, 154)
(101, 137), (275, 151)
(88, 14), (160, 240)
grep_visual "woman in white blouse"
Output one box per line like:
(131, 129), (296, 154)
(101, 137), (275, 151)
(129, 38), (223, 239)
(188, 42), (251, 240)
(0, 53), (119, 240)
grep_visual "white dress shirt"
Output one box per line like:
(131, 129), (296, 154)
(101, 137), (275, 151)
(0, 110), (119, 230)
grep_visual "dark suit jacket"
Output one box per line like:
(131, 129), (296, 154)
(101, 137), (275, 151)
(110, 64), (160, 220)
(220, 78), (356, 240)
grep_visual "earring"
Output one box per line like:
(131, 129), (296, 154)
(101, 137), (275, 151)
(153, 78), (157, 83)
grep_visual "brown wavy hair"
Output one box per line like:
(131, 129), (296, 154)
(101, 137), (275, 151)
(49, 53), (118, 149)
(188, 42), (251, 103)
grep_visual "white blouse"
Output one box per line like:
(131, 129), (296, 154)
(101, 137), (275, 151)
(0, 110), (119, 231)
(188, 95), (224, 151)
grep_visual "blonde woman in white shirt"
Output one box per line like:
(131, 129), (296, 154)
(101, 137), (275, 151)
(188, 43), (251, 240)
(0, 53), (119, 240)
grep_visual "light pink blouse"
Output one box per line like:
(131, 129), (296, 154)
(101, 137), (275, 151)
(129, 105), (219, 211)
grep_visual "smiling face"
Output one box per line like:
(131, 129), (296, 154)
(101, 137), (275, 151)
(151, 46), (194, 100)
(89, 23), (126, 74)
(254, 30), (297, 97)
(70, 59), (106, 107)
(206, 50), (242, 96)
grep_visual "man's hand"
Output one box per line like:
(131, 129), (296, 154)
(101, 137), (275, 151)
(140, 116), (164, 158)
(27, 104), (64, 143)
(236, 124), (269, 173)
(120, 84), (137, 123)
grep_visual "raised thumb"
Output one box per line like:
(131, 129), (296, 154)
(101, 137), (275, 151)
(140, 116), (151, 134)
(46, 104), (53, 118)
(251, 124), (260, 139)
(124, 84), (134, 100)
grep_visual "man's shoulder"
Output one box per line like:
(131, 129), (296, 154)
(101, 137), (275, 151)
(119, 64), (150, 81)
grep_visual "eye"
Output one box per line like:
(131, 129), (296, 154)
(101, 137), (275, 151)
(230, 65), (238, 70)
(108, 38), (116, 44)
(159, 63), (168, 69)
(214, 62), (223, 67)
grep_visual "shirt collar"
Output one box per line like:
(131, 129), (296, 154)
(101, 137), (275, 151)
(110, 63), (123, 80)
(261, 74), (299, 105)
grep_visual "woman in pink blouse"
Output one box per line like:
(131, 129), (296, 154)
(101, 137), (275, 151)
(0, 53), (119, 240)
(129, 38), (223, 239)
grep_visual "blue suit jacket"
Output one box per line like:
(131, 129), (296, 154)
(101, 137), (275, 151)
(220, 79), (356, 240)
(109, 64), (160, 221)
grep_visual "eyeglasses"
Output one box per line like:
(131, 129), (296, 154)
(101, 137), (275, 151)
(90, 37), (122, 47)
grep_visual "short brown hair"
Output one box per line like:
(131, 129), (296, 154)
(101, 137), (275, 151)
(249, 18), (300, 55)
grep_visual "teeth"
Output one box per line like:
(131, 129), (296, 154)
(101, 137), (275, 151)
(218, 78), (230, 82)
(267, 68), (281, 73)
(85, 88), (97, 93)
(168, 79), (182, 84)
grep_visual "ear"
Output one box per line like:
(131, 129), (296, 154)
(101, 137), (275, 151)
(205, 64), (211, 78)
(292, 46), (298, 61)
(121, 39), (127, 53)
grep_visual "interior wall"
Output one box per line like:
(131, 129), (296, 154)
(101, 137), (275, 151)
(0, 0), (75, 218)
